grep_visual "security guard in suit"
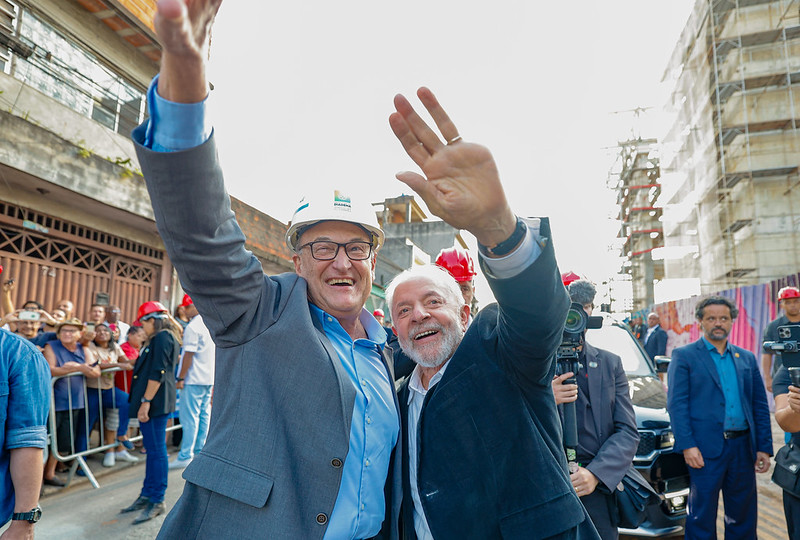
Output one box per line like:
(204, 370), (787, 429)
(552, 279), (639, 539)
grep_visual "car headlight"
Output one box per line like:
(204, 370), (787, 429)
(657, 430), (674, 449)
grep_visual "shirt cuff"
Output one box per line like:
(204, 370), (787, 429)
(143, 75), (212, 152)
(480, 219), (544, 279)
(5, 425), (48, 450)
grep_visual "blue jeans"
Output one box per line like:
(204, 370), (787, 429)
(177, 384), (212, 461)
(77, 387), (130, 452)
(140, 414), (168, 503)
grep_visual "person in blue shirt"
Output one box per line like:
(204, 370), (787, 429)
(667, 296), (772, 539)
(0, 328), (50, 536)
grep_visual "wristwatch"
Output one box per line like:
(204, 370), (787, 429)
(478, 216), (527, 257)
(141, 397), (152, 403)
(12, 506), (42, 523)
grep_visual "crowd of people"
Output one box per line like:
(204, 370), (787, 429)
(0, 278), (216, 526)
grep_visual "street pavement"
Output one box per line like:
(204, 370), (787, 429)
(1, 417), (793, 539)
(1, 453), (186, 540)
(715, 416), (789, 538)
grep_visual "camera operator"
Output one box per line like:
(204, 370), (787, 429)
(552, 279), (639, 539)
(763, 286), (800, 392)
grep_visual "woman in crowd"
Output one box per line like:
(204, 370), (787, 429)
(120, 301), (180, 524)
(173, 304), (190, 330)
(81, 322), (138, 466)
(42, 318), (100, 486)
(117, 325), (146, 444)
(117, 325), (145, 393)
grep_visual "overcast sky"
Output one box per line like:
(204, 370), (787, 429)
(206, 1), (696, 304)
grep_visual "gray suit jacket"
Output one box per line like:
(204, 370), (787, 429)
(132, 127), (402, 540)
(577, 343), (639, 492)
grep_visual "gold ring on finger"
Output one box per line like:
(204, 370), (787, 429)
(447, 135), (462, 145)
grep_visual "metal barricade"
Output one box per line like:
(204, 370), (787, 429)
(48, 366), (180, 489)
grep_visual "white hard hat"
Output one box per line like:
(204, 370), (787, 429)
(285, 190), (384, 251)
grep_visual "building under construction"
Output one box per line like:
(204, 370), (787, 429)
(612, 138), (664, 312)
(660, 0), (800, 294)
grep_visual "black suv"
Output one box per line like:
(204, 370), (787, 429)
(585, 318), (689, 537)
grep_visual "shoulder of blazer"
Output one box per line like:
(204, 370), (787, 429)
(149, 329), (178, 349)
(585, 343), (622, 380)
(670, 341), (700, 360)
(728, 343), (755, 362)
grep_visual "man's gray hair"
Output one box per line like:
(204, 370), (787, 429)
(568, 279), (596, 307)
(386, 264), (465, 315)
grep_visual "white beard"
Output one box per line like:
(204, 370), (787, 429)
(398, 321), (464, 369)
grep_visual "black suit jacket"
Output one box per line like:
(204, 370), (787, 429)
(397, 219), (600, 540)
(571, 343), (638, 491)
(128, 329), (179, 418)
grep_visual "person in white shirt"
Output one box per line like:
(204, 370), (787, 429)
(170, 294), (215, 469)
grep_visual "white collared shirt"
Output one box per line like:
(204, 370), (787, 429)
(407, 361), (451, 540)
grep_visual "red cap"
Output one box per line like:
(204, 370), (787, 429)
(180, 294), (193, 307)
(136, 301), (168, 322)
(561, 271), (581, 287)
(778, 286), (800, 301)
(435, 247), (476, 283)
(373, 309), (384, 318)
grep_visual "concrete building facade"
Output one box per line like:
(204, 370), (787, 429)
(660, 0), (800, 294)
(0, 0), (292, 322)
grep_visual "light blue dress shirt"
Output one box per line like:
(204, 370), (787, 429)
(310, 306), (399, 539)
(702, 337), (748, 431)
(1, 329), (50, 525)
(141, 76), (399, 538)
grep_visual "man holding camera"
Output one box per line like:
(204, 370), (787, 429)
(667, 296), (772, 539)
(762, 286), (800, 392)
(552, 279), (639, 539)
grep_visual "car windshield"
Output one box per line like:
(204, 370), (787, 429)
(585, 322), (654, 377)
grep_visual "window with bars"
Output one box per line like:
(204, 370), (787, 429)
(6, 7), (146, 134)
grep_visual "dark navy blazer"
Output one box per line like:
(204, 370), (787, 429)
(397, 219), (601, 540)
(666, 339), (772, 461)
(643, 326), (668, 360)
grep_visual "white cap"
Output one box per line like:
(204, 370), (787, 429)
(285, 189), (384, 251)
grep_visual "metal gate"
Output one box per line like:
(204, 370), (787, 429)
(0, 208), (163, 324)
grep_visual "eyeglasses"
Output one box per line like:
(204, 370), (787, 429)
(297, 241), (373, 261)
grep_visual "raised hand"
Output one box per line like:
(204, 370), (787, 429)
(154, 0), (223, 103)
(389, 88), (517, 248)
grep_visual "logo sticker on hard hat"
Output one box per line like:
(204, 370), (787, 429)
(334, 190), (352, 211)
